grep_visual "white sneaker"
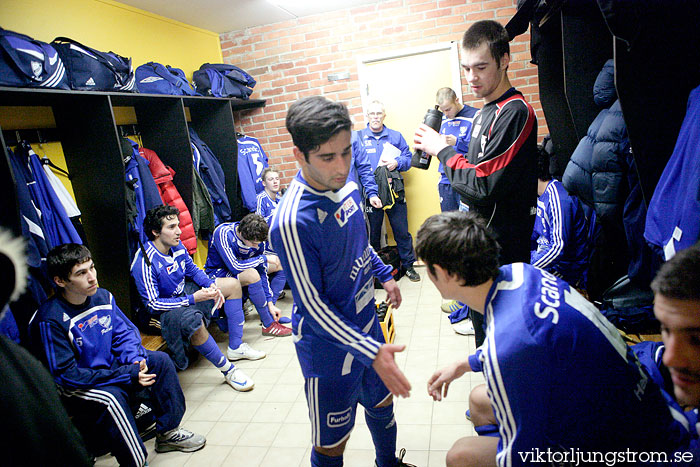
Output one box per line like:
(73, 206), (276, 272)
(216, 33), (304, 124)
(225, 367), (254, 392)
(452, 319), (475, 336)
(227, 343), (266, 361)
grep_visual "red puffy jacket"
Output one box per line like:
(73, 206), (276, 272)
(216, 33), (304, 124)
(139, 147), (197, 254)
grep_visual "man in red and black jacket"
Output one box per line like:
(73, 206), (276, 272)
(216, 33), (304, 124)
(415, 20), (538, 346)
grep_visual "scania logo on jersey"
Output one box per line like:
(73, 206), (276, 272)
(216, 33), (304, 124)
(334, 197), (358, 227)
(327, 407), (352, 427)
(78, 314), (99, 331)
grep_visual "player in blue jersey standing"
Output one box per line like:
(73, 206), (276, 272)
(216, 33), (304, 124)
(435, 87), (478, 213)
(270, 96), (414, 467)
(416, 211), (693, 467)
(435, 87), (479, 333)
(31, 243), (206, 466)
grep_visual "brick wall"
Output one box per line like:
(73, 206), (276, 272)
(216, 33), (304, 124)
(220, 0), (546, 184)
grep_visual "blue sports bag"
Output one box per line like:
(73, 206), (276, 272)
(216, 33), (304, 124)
(193, 63), (256, 99)
(51, 36), (135, 91)
(135, 62), (195, 95)
(0, 28), (69, 89)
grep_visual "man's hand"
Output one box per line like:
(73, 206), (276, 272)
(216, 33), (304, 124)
(427, 359), (471, 401)
(383, 159), (398, 171)
(414, 124), (449, 157)
(268, 302), (282, 321)
(372, 344), (411, 398)
(192, 286), (219, 303)
(444, 134), (457, 146)
(136, 360), (156, 387)
(381, 278), (401, 309)
(369, 196), (383, 209)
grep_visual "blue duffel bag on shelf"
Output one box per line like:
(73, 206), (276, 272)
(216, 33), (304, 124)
(193, 63), (255, 99)
(0, 27), (70, 89)
(135, 62), (196, 95)
(51, 36), (135, 92)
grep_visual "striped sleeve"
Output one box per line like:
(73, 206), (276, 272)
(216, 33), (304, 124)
(212, 224), (265, 275)
(271, 182), (382, 367)
(531, 182), (566, 269)
(130, 251), (189, 313)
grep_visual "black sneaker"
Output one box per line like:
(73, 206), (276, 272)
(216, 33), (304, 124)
(374, 448), (417, 467)
(405, 267), (420, 282)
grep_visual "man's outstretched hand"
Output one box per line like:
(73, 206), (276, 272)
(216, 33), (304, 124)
(372, 343), (411, 398)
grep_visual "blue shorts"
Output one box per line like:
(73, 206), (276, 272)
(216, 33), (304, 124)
(305, 366), (391, 448)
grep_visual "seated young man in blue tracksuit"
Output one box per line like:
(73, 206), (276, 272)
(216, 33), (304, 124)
(256, 166), (282, 225)
(30, 243), (206, 466)
(270, 96), (414, 467)
(416, 211), (694, 467)
(531, 148), (590, 288)
(205, 213), (292, 337)
(131, 205), (259, 390)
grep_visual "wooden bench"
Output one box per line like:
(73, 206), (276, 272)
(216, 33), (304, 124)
(619, 331), (663, 345)
(139, 331), (166, 351)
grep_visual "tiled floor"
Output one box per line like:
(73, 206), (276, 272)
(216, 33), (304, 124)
(96, 265), (484, 466)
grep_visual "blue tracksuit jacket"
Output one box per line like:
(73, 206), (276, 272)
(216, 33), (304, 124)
(32, 288), (146, 389)
(357, 125), (412, 175)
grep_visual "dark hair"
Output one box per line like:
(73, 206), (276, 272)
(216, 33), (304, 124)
(462, 20), (510, 64)
(416, 211), (501, 286)
(537, 145), (552, 181)
(651, 243), (700, 301)
(47, 243), (92, 281)
(239, 213), (269, 243)
(144, 205), (180, 241)
(261, 166), (279, 183)
(285, 96), (352, 159)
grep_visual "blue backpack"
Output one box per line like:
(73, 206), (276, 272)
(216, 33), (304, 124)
(51, 37), (135, 91)
(135, 62), (195, 95)
(193, 63), (256, 99)
(0, 28), (69, 89)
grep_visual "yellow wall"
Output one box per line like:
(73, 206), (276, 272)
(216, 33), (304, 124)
(1, 0), (222, 80)
(2, 0), (224, 267)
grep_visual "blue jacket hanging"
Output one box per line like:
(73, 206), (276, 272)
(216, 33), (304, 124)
(189, 128), (231, 224)
(12, 141), (81, 249)
(7, 147), (49, 268)
(236, 134), (268, 213)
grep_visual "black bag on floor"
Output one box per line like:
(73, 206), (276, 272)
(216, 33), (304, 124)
(374, 245), (405, 289)
(51, 37), (135, 91)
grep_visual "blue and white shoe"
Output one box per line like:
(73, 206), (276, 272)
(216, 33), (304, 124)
(225, 367), (254, 392)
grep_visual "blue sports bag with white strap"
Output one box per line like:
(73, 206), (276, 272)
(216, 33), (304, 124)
(0, 28), (69, 89)
(51, 36), (135, 92)
(135, 62), (195, 95)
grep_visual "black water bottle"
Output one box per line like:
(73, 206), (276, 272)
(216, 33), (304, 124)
(411, 105), (444, 169)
